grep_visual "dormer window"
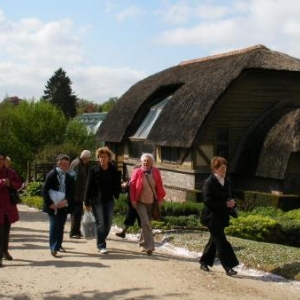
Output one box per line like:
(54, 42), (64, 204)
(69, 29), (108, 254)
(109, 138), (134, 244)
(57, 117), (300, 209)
(131, 96), (171, 140)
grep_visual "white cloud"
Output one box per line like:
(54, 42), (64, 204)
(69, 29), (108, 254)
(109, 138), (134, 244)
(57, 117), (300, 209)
(0, 8), (146, 103)
(154, 0), (300, 58)
(116, 5), (147, 22)
(70, 66), (147, 102)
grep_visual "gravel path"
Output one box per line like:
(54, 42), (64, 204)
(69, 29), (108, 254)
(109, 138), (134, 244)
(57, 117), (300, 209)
(0, 205), (300, 300)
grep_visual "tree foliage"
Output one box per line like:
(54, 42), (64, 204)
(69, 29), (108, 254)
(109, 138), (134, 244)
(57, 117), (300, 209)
(42, 68), (77, 119)
(77, 98), (102, 114)
(0, 101), (67, 175)
(100, 97), (118, 112)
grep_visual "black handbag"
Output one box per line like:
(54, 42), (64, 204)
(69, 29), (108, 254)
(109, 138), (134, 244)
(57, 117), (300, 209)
(229, 206), (238, 218)
(9, 188), (21, 205)
(5, 169), (21, 205)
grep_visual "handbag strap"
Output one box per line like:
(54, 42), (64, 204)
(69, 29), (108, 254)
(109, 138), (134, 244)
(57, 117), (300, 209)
(145, 173), (157, 200)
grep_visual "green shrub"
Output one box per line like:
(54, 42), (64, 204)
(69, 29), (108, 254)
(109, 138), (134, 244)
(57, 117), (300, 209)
(233, 190), (280, 211)
(24, 181), (43, 197)
(161, 202), (204, 217)
(163, 215), (201, 229)
(226, 215), (280, 242)
(283, 209), (300, 221)
(22, 195), (44, 210)
(114, 194), (131, 216)
(247, 206), (284, 219)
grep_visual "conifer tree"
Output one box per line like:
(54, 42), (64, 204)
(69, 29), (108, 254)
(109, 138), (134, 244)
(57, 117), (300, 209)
(42, 68), (77, 118)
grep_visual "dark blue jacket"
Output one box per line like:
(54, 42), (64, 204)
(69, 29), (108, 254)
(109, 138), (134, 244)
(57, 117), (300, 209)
(42, 167), (75, 215)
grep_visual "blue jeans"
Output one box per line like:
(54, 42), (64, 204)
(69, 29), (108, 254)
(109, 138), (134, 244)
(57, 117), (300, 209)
(48, 212), (68, 251)
(92, 200), (114, 249)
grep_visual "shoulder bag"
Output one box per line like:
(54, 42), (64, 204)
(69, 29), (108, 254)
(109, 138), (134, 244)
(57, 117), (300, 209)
(145, 174), (161, 221)
(6, 169), (22, 205)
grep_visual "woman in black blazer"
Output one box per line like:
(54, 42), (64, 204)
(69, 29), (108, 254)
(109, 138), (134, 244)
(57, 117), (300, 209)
(199, 156), (239, 276)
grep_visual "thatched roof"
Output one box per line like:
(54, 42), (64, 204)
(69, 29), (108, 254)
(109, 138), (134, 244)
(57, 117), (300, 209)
(97, 45), (300, 147)
(257, 109), (300, 179)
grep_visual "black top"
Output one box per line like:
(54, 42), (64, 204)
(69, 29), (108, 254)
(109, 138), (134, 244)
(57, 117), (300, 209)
(84, 163), (121, 206)
(201, 173), (232, 228)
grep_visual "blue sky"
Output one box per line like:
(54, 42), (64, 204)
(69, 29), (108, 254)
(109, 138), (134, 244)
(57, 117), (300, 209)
(1, 0), (300, 104)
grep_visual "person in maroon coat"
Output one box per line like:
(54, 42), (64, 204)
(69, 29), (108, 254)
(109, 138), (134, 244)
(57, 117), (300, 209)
(0, 151), (23, 267)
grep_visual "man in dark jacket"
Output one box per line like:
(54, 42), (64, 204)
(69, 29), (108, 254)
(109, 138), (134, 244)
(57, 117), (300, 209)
(42, 154), (74, 257)
(69, 150), (91, 239)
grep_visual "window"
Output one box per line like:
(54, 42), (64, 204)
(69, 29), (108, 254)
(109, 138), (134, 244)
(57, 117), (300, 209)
(131, 96), (171, 140)
(216, 128), (229, 158)
(161, 146), (181, 163)
(128, 141), (154, 159)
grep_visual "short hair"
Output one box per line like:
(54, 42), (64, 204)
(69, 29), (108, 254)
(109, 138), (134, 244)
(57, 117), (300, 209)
(140, 153), (155, 162)
(0, 150), (6, 159)
(96, 147), (114, 161)
(210, 156), (228, 171)
(56, 154), (71, 162)
(80, 150), (91, 159)
(5, 156), (11, 167)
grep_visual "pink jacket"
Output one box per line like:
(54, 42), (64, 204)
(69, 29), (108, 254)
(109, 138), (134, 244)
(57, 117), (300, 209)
(130, 167), (166, 204)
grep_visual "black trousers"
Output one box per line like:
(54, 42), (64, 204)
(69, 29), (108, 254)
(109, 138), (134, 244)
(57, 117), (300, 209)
(200, 225), (239, 270)
(124, 200), (141, 227)
(0, 215), (11, 259)
(70, 201), (84, 237)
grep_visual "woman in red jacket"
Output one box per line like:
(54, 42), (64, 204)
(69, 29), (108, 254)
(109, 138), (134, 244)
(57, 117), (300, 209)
(0, 151), (23, 267)
(130, 153), (166, 255)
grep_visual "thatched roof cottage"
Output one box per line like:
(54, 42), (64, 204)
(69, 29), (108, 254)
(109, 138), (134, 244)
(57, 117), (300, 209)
(97, 45), (300, 201)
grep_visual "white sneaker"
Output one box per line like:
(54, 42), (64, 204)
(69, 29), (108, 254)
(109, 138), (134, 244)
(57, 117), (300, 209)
(99, 248), (108, 254)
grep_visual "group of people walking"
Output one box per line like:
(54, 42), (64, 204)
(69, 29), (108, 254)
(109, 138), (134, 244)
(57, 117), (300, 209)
(1, 146), (239, 276)
(41, 147), (165, 258)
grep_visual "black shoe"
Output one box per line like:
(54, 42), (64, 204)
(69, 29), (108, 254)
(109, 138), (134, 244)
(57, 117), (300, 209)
(59, 247), (67, 252)
(0, 259), (2, 267)
(51, 251), (57, 257)
(146, 249), (153, 256)
(226, 268), (237, 276)
(200, 263), (209, 272)
(3, 252), (13, 260)
(115, 231), (126, 238)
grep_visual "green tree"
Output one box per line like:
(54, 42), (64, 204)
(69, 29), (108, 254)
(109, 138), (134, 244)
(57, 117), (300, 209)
(77, 98), (102, 114)
(100, 97), (118, 112)
(42, 68), (77, 119)
(65, 120), (97, 150)
(0, 101), (67, 176)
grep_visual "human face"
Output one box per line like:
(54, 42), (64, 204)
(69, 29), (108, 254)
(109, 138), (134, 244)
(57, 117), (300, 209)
(98, 153), (109, 168)
(141, 156), (153, 170)
(82, 156), (90, 165)
(59, 159), (70, 173)
(214, 164), (227, 178)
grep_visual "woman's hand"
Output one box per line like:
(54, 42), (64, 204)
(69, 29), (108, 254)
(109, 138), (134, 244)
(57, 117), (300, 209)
(49, 204), (57, 210)
(57, 199), (68, 208)
(226, 199), (236, 208)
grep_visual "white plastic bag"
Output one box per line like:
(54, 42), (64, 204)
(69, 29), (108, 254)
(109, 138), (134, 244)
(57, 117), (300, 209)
(81, 210), (96, 239)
